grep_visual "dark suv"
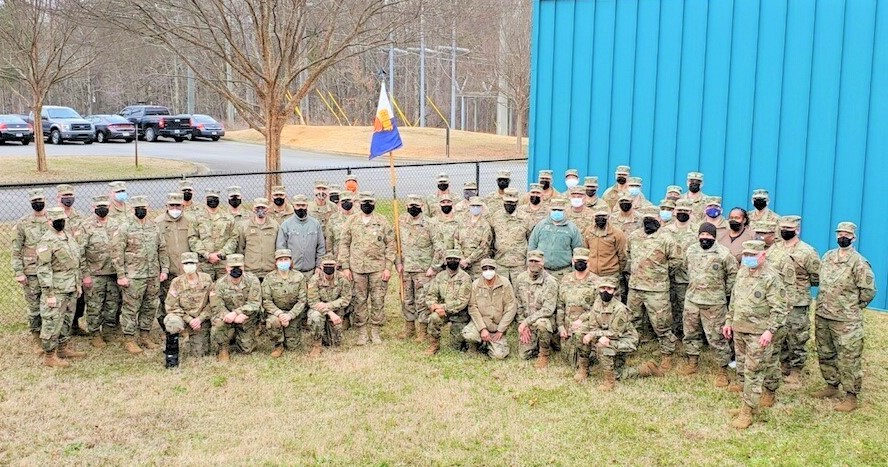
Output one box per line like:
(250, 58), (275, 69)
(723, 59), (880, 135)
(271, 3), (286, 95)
(119, 105), (192, 142)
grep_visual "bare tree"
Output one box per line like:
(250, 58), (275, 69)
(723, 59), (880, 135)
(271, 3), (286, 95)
(493, 0), (530, 155)
(0, 0), (97, 172)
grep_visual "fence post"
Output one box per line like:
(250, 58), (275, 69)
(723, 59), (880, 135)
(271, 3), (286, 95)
(347, 166), (352, 175)
(475, 161), (480, 192)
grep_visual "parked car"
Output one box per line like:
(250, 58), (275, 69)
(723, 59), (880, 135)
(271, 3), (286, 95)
(0, 114), (35, 145)
(30, 105), (94, 144)
(119, 105), (192, 142)
(86, 114), (136, 143)
(188, 114), (225, 141)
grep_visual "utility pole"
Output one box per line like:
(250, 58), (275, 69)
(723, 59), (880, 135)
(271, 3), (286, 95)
(419, 3), (426, 127)
(450, 1), (457, 129)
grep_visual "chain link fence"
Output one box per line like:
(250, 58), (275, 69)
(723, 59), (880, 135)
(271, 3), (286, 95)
(0, 158), (526, 330)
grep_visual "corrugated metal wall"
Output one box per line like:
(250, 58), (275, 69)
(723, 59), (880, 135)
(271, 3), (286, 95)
(529, 0), (886, 309)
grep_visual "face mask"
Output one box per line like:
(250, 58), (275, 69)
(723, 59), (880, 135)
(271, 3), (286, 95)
(550, 210), (565, 222)
(60, 197), (75, 207)
(585, 188), (597, 197)
(206, 197), (220, 209)
(277, 261), (291, 271)
(753, 199), (767, 211)
(570, 198), (584, 208)
(229, 197), (242, 208)
(540, 180), (551, 190)
(168, 209), (182, 219)
(643, 218), (660, 234)
(229, 267), (243, 278)
(463, 190), (477, 200)
(676, 212), (691, 223)
(837, 237), (853, 249)
(330, 194), (340, 203)
(469, 206), (483, 217)
(115, 192), (128, 202)
(407, 206), (422, 217)
(255, 208), (267, 218)
(729, 220), (743, 232)
(504, 203), (517, 215)
(616, 176), (627, 185)
(754, 234), (765, 242)
(481, 269), (497, 280)
(315, 192), (327, 200)
(529, 196), (541, 205)
(497, 179), (510, 189)
(660, 210), (673, 222)
(628, 187), (641, 197)
(619, 202), (632, 213)
(360, 203), (375, 215)
(446, 260), (461, 271)
(51, 219), (65, 231)
(341, 200), (353, 211)
(574, 260), (587, 272)
(31, 200), (45, 212)
(134, 207), (148, 219)
(595, 216), (607, 229)
(440, 205), (453, 214)
(182, 264), (198, 274)
(437, 183), (449, 192)
(599, 290), (614, 303)
(294, 208), (308, 218)
(741, 255), (759, 269)
(780, 230), (796, 241)
(565, 178), (579, 189)
(323, 266), (336, 275)
(273, 197), (286, 206)
(705, 207), (721, 218)
(699, 238), (715, 250)
(688, 181), (701, 193)
(182, 191), (193, 202)
(95, 206), (109, 218)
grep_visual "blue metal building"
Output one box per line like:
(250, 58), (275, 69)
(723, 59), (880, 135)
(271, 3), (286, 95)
(529, 0), (886, 309)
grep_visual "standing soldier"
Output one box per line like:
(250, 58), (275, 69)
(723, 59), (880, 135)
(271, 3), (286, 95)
(276, 194), (325, 275)
(462, 259), (517, 359)
(36, 208), (85, 367)
(307, 255), (353, 348)
(536, 169), (559, 203)
(226, 186), (246, 223)
(664, 185), (682, 202)
(397, 195), (437, 341)
(584, 206), (628, 301)
(156, 193), (192, 329)
(308, 180), (336, 231)
(517, 183), (548, 229)
(583, 176), (608, 211)
(189, 189), (238, 280)
(454, 197), (493, 279)
(453, 181), (480, 217)
(328, 185), (342, 207)
(564, 168), (581, 193)
(811, 222), (876, 412)
(261, 249), (309, 358)
(338, 192), (395, 345)
(269, 185), (292, 224)
(326, 191), (356, 259)
(485, 170), (512, 216)
(665, 199), (698, 337)
(431, 194), (460, 265)
(602, 165), (631, 209)
(424, 250), (474, 355)
(528, 199), (583, 280)
(343, 174), (359, 195)
(556, 248), (600, 378)
(566, 187), (594, 233)
(610, 194), (642, 237)
(163, 252), (214, 358)
(12, 188), (49, 353)
(491, 188), (529, 285)
(81, 196), (120, 348)
(56, 185), (87, 334)
(679, 222), (738, 387)
(513, 250), (559, 368)
(681, 172), (708, 220)
(701, 197), (730, 243)
(113, 196), (169, 354)
(619, 177), (654, 212)
(179, 179), (200, 216)
(238, 198), (279, 280)
(424, 172), (453, 218)
(749, 189), (780, 224)
(658, 199), (676, 227)
(211, 254), (262, 361)
(108, 181), (129, 221)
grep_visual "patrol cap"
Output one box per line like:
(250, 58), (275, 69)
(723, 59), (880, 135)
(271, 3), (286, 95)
(704, 196), (722, 207)
(436, 172), (450, 183)
(742, 240), (766, 255)
(271, 185), (287, 196)
(28, 188), (45, 201)
(359, 191), (375, 202)
(109, 181), (126, 192)
(687, 171), (704, 181)
(92, 195), (110, 206)
(314, 180), (329, 189)
(565, 168), (579, 178)
(627, 177), (642, 186)
(618, 193), (633, 202)
(496, 170), (511, 179)
(752, 189), (770, 200)
(329, 185), (342, 195)
(407, 195), (422, 206)
(181, 252), (199, 264)
(659, 199), (676, 209)
(593, 206), (610, 216)
(529, 183), (543, 194)
(292, 194), (309, 204)
(253, 197), (269, 208)
(779, 215), (801, 229)
(47, 207), (66, 220)
(444, 249), (462, 259)
(205, 189), (220, 199)
(584, 176), (599, 187)
(166, 193), (184, 204)
(320, 254), (337, 265)
(345, 174), (357, 182)
(438, 193), (454, 203)
(128, 196), (148, 208)
(666, 185), (683, 195)
(179, 179), (195, 191)
(339, 191), (354, 201)
(598, 276), (619, 289)
(227, 186), (242, 197)
(226, 254), (245, 267)
(503, 188), (519, 202)
(538, 169), (553, 180)
(480, 258), (498, 268)
(568, 186), (585, 195)
(640, 207), (660, 219)
(274, 249), (292, 260)
(549, 198), (568, 210)
(675, 199), (693, 211)
(836, 221), (857, 235)
(752, 220), (777, 233)
(572, 247), (590, 260)
(463, 181), (478, 190)
(56, 184), (75, 196)
(469, 196), (484, 207)
(527, 250), (545, 261)
(615, 165), (631, 175)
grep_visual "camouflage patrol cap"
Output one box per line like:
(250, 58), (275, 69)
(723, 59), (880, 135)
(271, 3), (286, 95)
(271, 185), (287, 196)
(436, 172), (450, 183)
(205, 189), (220, 199)
(627, 177), (642, 186)
(438, 193), (454, 203)
(704, 196), (722, 207)
(565, 168), (579, 178)
(226, 254), (245, 267)
(329, 185), (342, 195)
(130, 196), (149, 208)
(598, 276), (619, 289)
(549, 198), (568, 210)
(292, 194), (309, 204)
(496, 170), (511, 179)
(444, 249), (462, 259)
(274, 249), (292, 260)
(179, 179), (195, 191)
(109, 181), (126, 192)
(321, 254), (337, 265)
(687, 171), (704, 181)
(480, 258), (498, 268)
(463, 181), (478, 190)
(584, 176), (599, 187)
(529, 183), (543, 193)
(469, 196), (484, 207)
(503, 188), (519, 202)
(675, 199), (693, 211)
(28, 188), (45, 201)
(659, 199), (676, 209)
(527, 250), (545, 261)
(666, 185), (683, 195)
(406, 195), (422, 206)
(46, 207), (66, 220)
(742, 240), (766, 255)
(345, 174), (357, 182)
(752, 220), (777, 233)
(568, 186), (585, 195)
(253, 197), (269, 208)
(779, 215), (801, 229)
(615, 165), (631, 175)
(339, 191), (354, 201)
(181, 252), (199, 264)
(227, 186), (242, 197)
(836, 221), (857, 235)
(538, 169), (553, 180)
(166, 193), (184, 204)
(359, 191), (375, 202)
(92, 195), (110, 206)
(618, 193), (633, 202)
(752, 189), (770, 200)
(314, 180), (329, 189)
(572, 247), (590, 260)
(640, 207), (660, 219)
(593, 206), (610, 216)
(56, 184), (75, 196)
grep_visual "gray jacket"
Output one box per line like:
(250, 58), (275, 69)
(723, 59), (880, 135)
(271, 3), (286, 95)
(276, 215), (325, 272)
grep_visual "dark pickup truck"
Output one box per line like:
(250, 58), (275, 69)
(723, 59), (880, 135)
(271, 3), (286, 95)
(119, 105), (192, 142)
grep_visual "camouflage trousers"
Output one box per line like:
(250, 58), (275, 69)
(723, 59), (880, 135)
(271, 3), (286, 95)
(682, 301), (732, 367)
(120, 278), (160, 336)
(84, 275), (119, 333)
(198, 262), (224, 281)
(39, 291), (77, 352)
(462, 322), (510, 359)
(401, 271), (431, 323)
(815, 316), (864, 394)
(734, 331), (773, 408)
(162, 315), (211, 357)
(670, 281), (687, 337)
(427, 312), (469, 350)
(781, 305), (811, 370)
(495, 264), (523, 287)
(518, 317), (554, 360)
(763, 326), (787, 392)
(628, 288), (677, 355)
(588, 349), (647, 380)
(352, 271), (388, 327)
(212, 317), (257, 354)
(266, 312), (306, 349)
(23, 275), (41, 333)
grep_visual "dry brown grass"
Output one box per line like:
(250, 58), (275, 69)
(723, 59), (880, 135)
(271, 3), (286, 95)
(0, 157), (200, 184)
(226, 125), (528, 161)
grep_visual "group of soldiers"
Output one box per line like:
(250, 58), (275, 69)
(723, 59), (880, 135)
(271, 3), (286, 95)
(13, 165), (876, 430)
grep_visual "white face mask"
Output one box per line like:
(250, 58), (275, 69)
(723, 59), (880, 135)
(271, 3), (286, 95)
(469, 206), (483, 216)
(183, 263), (197, 274)
(565, 178), (579, 188)
(570, 198), (584, 208)
(481, 270), (496, 280)
(168, 209), (182, 219)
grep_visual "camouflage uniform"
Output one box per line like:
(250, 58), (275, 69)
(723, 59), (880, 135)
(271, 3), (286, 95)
(307, 256), (353, 347)
(683, 241), (737, 367)
(528, 169), (561, 204)
(226, 186), (247, 224)
(576, 285), (650, 381)
(454, 197), (493, 279)
(423, 172), (453, 218)
(614, 177), (654, 213)
(425, 250), (474, 351)
(36, 208), (82, 353)
(556, 248), (600, 367)
(188, 191), (238, 280)
(490, 189), (529, 285)
(163, 252), (214, 357)
(565, 186), (595, 234)
(680, 172), (709, 221)
(210, 255), (262, 354)
(453, 181), (481, 218)
(431, 198), (461, 265)
(609, 196), (643, 237)
(237, 198), (279, 279)
(462, 259), (515, 358)
(262, 251), (308, 350)
(308, 180), (336, 233)
(268, 186), (293, 225)
(513, 251), (559, 360)
(82, 197), (120, 335)
(516, 184), (548, 230)
(325, 192), (356, 258)
(107, 181), (130, 223)
(665, 206), (699, 336)
(583, 176), (609, 211)
(156, 193), (194, 328)
(179, 179), (202, 217)
(398, 196), (437, 328)
(12, 189), (50, 335)
(601, 165), (631, 210)
(484, 169), (513, 217)
(748, 189), (781, 224)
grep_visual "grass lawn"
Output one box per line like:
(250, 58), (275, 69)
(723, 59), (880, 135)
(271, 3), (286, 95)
(0, 156), (200, 184)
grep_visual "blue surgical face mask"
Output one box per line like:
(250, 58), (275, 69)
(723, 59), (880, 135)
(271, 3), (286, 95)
(629, 187), (641, 197)
(705, 207), (721, 218)
(469, 206), (483, 216)
(550, 210), (565, 222)
(660, 210), (673, 222)
(276, 260), (291, 271)
(741, 255), (759, 269)
(115, 192), (128, 202)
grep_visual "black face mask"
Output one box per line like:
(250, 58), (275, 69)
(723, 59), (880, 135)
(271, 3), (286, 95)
(616, 176), (627, 185)
(503, 203), (517, 215)
(585, 189), (597, 197)
(699, 238), (715, 250)
(440, 205), (453, 214)
(134, 207), (148, 219)
(51, 219), (65, 232)
(728, 220), (743, 232)
(182, 191), (193, 202)
(229, 267), (243, 278)
(688, 181), (701, 193)
(573, 260), (587, 272)
(228, 197), (242, 208)
(273, 197), (286, 206)
(780, 230), (796, 241)
(599, 290), (614, 303)
(360, 203), (375, 215)
(407, 206), (422, 217)
(446, 260), (461, 271)
(676, 212), (691, 223)
(437, 183), (449, 192)
(540, 180), (551, 190)
(643, 219), (660, 234)
(95, 206), (109, 218)
(294, 208), (308, 219)
(60, 197), (75, 207)
(753, 199), (767, 211)
(206, 197), (220, 209)
(322, 266), (336, 275)
(329, 194), (340, 203)
(31, 200), (45, 212)
(529, 196), (541, 205)
(341, 200), (353, 211)
(619, 201), (632, 212)
(594, 216), (608, 229)
(497, 179), (510, 189)
(837, 237), (852, 248)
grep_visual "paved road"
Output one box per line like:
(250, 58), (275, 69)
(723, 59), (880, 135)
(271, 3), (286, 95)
(0, 139), (527, 221)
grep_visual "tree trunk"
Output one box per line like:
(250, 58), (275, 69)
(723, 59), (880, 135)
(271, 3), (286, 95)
(33, 101), (47, 172)
(264, 108), (284, 196)
(515, 106), (524, 157)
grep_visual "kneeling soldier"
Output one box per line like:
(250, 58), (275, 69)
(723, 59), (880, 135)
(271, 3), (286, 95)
(424, 249), (473, 355)
(163, 252), (214, 359)
(307, 255), (353, 349)
(462, 259), (517, 359)
(210, 254), (261, 361)
(514, 250), (559, 368)
(262, 249), (308, 358)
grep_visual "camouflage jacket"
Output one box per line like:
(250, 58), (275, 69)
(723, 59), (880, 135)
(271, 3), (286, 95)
(601, 184), (625, 209)
(308, 200), (336, 230)
(491, 210), (530, 268)
(748, 208), (780, 224)
(112, 219), (169, 279)
(325, 211), (354, 259)
(566, 206), (595, 234)
(426, 268), (473, 319)
(155, 211), (194, 277)
(664, 222), (699, 284)
(680, 192), (709, 220)
(431, 216), (461, 266)
(61, 208), (87, 247)
(765, 245), (798, 308)
(727, 263), (788, 334)
(610, 211), (642, 237)
(165, 273), (214, 321)
(577, 298), (638, 353)
(307, 271), (353, 312)
(684, 242), (738, 306)
(36, 230), (82, 295)
(81, 216), (119, 277)
(261, 270), (308, 318)
(626, 229), (681, 292)
(556, 272), (600, 334)
(188, 209), (238, 261)
(398, 213), (436, 273)
(455, 216), (494, 268)
(516, 204), (547, 231)
(269, 206), (292, 225)
(468, 274), (516, 332)
(210, 272), (262, 317)
(816, 248), (876, 321)
(338, 213), (395, 274)
(11, 212), (49, 276)
(775, 240), (821, 307)
(513, 270), (559, 326)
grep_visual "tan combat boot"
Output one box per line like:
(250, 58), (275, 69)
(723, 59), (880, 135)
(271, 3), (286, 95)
(731, 404), (754, 429)
(414, 323), (427, 343)
(812, 385), (839, 398)
(139, 331), (159, 350)
(534, 348), (550, 369)
(834, 393), (858, 412)
(573, 357), (589, 382)
(638, 360), (664, 377)
(598, 371), (616, 391)
(43, 350), (70, 368)
(31, 332), (44, 355)
(678, 355), (699, 375)
(760, 389), (776, 408)
(217, 345), (231, 362)
(397, 321), (415, 340)
(424, 337), (440, 356)
(355, 326), (369, 346)
(124, 338), (143, 355)
(370, 326), (383, 345)
(270, 345), (284, 358)
(90, 333), (107, 349)
(58, 341), (86, 359)
(308, 340), (322, 358)
(659, 354), (673, 372)
(714, 367), (730, 388)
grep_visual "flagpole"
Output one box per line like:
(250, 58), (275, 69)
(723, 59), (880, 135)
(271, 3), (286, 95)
(389, 150), (406, 304)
